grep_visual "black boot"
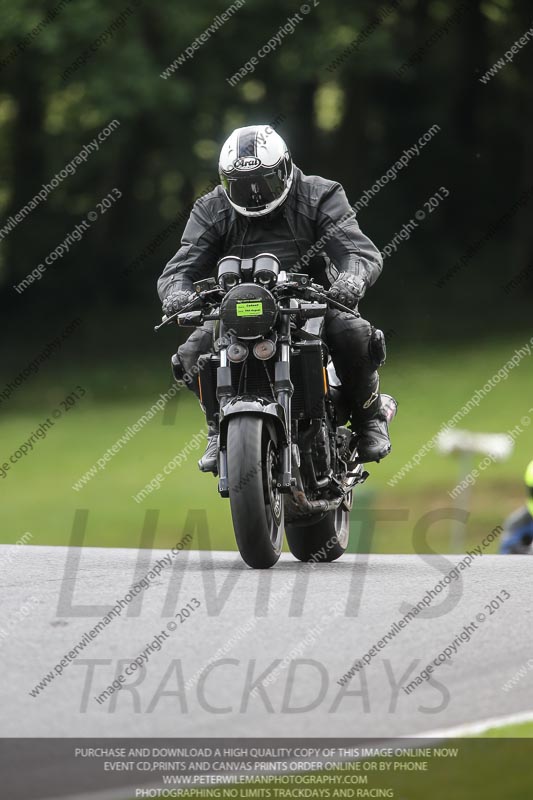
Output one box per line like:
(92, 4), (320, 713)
(352, 387), (391, 463)
(198, 422), (219, 474)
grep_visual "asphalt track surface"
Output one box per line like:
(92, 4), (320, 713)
(1, 544), (532, 742)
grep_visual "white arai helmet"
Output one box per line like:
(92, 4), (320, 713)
(218, 125), (294, 217)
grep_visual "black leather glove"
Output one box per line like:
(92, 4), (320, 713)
(162, 289), (194, 317)
(327, 273), (366, 309)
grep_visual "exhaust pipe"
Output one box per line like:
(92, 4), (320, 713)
(288, 447), (343, 515)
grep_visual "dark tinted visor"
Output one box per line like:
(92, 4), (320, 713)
(222, 167), (286, 210)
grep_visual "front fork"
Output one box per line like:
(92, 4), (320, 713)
(275, 313), (293, 491)
(216, 340), (231, 497)
(216, 318), (294, 496)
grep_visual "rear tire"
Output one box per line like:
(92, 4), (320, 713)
(285, 493), (351, 563)
(227, 415), (284, 569)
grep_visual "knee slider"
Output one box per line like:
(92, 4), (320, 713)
(369, 327), (387, 368)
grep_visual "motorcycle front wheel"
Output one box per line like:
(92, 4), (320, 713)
(226, 415), (284, 569)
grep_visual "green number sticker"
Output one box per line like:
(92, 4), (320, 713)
(236, 301), (263, 317)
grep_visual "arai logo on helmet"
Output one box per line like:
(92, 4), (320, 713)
(233, 156), (261, 170)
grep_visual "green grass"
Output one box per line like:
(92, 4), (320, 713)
(475, 721), (533, 738)
(1, 335), (531, 551)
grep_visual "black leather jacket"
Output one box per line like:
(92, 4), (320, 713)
(157, 166), (383, 300)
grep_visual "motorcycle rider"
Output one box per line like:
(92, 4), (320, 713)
(499, 460), (533, 554)
(158, 125), (391, 473)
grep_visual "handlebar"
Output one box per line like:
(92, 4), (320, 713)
(154, 280), (359, 332)
(299, 285), (360, 317)
(153, 288), (222, 331)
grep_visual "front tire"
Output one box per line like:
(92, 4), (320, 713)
(285, 493), (351, 563)
(226, 415), (284, 569)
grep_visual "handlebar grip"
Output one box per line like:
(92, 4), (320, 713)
(177, 310), (204, 326)
(298, 303), (328, 319)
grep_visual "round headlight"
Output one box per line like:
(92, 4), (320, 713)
(220, 284), (278, 339)
(227, 342), (249, 363)
(253, 339), (276, 360)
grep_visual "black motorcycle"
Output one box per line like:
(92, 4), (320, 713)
(157, 254), (396, 569)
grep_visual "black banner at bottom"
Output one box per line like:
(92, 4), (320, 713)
(1, 738), (531, 800)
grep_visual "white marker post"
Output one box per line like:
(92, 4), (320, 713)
(437, 429), (514, 552)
